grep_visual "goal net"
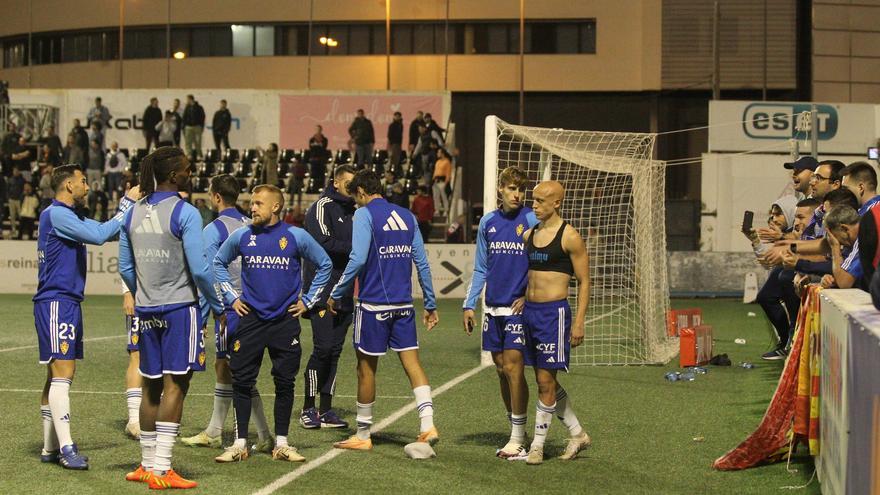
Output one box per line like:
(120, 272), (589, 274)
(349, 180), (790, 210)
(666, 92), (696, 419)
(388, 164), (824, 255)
(483, 116), (676, 365)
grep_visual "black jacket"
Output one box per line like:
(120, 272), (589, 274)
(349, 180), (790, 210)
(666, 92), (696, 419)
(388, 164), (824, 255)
(387, 120), (403, 145)
(302, 183), (356, 311)
(348, 117), (375, 146)
(213, 108), (231, 135)
(408, 118), (424, 148)
(142, 106), (163, 135)
(183, 102), (205, 127)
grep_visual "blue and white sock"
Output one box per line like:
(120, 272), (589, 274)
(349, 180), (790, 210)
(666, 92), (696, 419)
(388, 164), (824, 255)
(49, 378), (73, 448)
(555, 387), (584, 437)
(125, 388), (142, 425)
(356, 402), (373, 440)
(413, 385), (434, 433)
(140, 430), (157, 471)
(531, 400), (556, 449)
(206, 383), (233, 437)
(510, 413), (527, 444)
(41, 404), (58, 453)
(154, 421), (179, 474)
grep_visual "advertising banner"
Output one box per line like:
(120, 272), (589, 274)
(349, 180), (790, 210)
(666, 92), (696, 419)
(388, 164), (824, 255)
(708, 100), (876, 155)
(0, 240), (472, 299)
(279, 93), (444, 150)
(845, 306), (880, 495)
(818, 290), (857, 495)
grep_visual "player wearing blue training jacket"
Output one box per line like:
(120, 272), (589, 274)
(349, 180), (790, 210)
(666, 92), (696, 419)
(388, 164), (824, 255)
(462, 167), (538, 459)
(182, 174), (272, 452)
(33, 164), (137, 470)
(213, 184), (332, 463)
(119, 147), (224, 490)
(522, 181), (591, 465)
(327, 170), (439, 451)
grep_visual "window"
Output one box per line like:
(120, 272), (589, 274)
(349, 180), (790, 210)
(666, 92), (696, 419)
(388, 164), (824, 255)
(255, 26), (274, 56)
(232, 25), (254, 57)
(0, 19), (596, 68)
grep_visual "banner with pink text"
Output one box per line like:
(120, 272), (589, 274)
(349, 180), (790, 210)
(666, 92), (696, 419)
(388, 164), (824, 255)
(279, 94), (444, 150)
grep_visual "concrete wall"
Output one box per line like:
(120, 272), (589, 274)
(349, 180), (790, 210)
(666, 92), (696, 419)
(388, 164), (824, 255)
(668, 251), (767, 296)
(0, 0), (661, 93)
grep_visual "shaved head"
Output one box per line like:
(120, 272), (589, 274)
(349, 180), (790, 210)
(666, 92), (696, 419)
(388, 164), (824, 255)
(534, 181), (564, 201)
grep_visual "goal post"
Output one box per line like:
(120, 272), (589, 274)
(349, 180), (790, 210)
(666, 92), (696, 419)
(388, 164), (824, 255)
(479, 116), (677, 366)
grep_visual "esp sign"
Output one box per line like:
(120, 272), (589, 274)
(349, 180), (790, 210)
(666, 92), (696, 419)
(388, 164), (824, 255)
(742, 103), (837, 140)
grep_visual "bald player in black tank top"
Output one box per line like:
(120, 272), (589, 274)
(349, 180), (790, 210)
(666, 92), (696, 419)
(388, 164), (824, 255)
(521, 180), (591, 465)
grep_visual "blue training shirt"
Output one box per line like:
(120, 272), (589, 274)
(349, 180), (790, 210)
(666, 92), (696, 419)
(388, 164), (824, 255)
(330, 198), (436, 310)
(199, 207), (249, 320)
(118, 191), (223, 315)
(214, 220), (332, 321)
(463, 207), (538, 311)
(34, 197), (134, 303)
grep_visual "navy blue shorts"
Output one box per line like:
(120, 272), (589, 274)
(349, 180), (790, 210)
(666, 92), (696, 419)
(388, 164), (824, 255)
(127, 315), (139, 352)
(215, 310), (240, 359)
(353, 304), (418, 356)
(482, 313), (533, 365)
(35, 300), (83, 364)
(137, 304), (205, 379)
(524, 299), (570, 370)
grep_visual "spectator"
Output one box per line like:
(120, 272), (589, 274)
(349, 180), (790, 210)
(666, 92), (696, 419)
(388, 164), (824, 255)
(183, 94), (205, 159)
(287, 158), (306, 207)
(408, 110), (425, 152)
(745, 196), (796, 257)
(308, 125), (329, 192)
(424, 113), (445, 142)
(212, 99), (232, 152)
(433, 147), (452, 216)
(142, 97), (163, 149)
(38, 164), (53, 211)
(86, 96), (112, 136)
(61, 134), (85, 169)
(387, 111), (403, 172)
(70, 118), (89, 153)
(446, 214), (466, 243)
(1, 123), (20, 176)
(88, 121), (105, 152)
(11, 136), (32, 181)
(7, 167), (24, 237)
(18, 182), (38, 240)
(258, 143), (279, 186)
(842, 161), (880, 215)
(0, 174), (7, 228)
(86, 139), (104, 189)
(283, 205), (304, 227)
(155, 111), (177, 147)
(348, 109), (375, 169)
(39, 125), (63, 166)
(171, 98), (183, 146)
(87, 180), (109, 221)
(195, 198), (214, 226)
(411, 123), (442, 185)
(388, 182), (409, 209)
(382, 170), (399, 197)
(825, 205), (863, 289)
(411, 185), (434, 241)
(104, 141), (127, 200)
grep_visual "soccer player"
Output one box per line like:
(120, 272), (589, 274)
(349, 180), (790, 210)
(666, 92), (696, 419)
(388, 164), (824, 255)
(33, 164), (137, 469)
(522, 180), (591, 465)
(327, 170), (439, 450)
(300, 164), (357, 429)
(462, 166), (538, 458)
(182, 174), (272, 451)
(213, 185), (332, 463)
(119, 147), (224, 489)
(123, 281), (142, 439)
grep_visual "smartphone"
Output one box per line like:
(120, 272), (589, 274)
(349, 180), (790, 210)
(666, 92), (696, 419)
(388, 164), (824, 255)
(790, 243), (798, 254)
(869, 147), (879, 161)
(741, 211), (754, 234)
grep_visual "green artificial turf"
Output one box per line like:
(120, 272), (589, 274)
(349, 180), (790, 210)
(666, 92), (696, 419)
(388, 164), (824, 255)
(0, 296), (819, 494)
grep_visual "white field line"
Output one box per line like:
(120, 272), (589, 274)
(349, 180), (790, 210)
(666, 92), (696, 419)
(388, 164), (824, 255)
(251, 363), (490, 495)
(0, 334), (126, 353)
(0, 389), (415, 400)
